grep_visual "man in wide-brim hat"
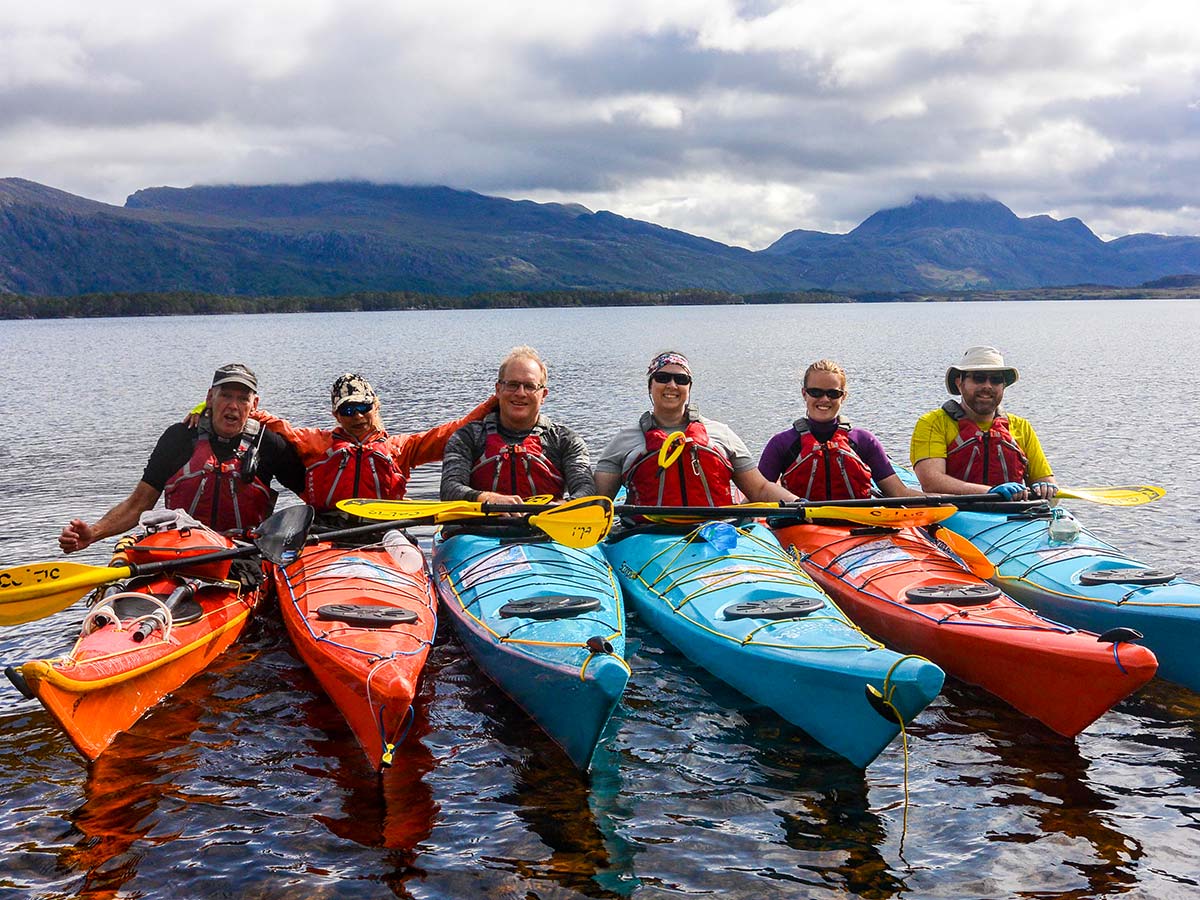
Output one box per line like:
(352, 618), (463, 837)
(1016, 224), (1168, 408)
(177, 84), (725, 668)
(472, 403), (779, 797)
(909, 346), (1058, 501)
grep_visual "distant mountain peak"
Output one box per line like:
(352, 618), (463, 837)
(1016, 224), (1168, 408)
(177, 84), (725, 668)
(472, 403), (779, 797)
(851, 195), (1021, 237)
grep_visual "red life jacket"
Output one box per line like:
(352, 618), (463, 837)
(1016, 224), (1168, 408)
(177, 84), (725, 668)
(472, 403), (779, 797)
(942, 400), (1028, 486)
(779, 418), (875, 501)
(304, 430), (408, 511)
(469, 415), (566, 499)
(623, 412), (735, 507)
(162, 420), (276, 534)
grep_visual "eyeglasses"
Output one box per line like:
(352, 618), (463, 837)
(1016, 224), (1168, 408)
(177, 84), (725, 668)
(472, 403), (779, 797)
(804, 387), (845, 400)
(651, 372), (692, 386)
(966, 372), (1008, 386)
(498, 380), (545, 393)
(337, 402), (374, 416)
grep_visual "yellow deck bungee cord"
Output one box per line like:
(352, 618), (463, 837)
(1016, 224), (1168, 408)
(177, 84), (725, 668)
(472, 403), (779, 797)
(438, 537), (630, 682)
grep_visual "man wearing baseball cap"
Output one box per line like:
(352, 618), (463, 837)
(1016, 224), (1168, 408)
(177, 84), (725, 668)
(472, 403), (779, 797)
(909, 346), (1057, 501)
(249, 371), (496, 519)
(60, 364), (306, 553)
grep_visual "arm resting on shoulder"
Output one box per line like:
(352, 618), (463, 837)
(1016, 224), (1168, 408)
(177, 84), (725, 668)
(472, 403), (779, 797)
(251, 409), (330, 466)
(393, 396), (498, 470)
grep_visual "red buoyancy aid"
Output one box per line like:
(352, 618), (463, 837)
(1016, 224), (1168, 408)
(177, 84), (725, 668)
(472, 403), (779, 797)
(162, 420), (276, 534)
(469, 416), (566, 499)
(622, 412), (735, 507)
(941, 400), (1028, 486)
(779, 418), (875, 501)
(304, 431), (408, 511)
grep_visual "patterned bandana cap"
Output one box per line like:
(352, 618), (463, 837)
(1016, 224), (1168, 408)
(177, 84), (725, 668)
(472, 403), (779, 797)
(211, 363), (258, 392)
(330, 373), (377, 410)
(646, 352), (692, 376)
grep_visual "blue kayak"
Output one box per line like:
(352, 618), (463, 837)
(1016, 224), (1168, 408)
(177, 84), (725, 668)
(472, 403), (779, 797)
(602, 520), (945, 768)
(937, 502), (1200, 692)
(432, 524), (630, 769)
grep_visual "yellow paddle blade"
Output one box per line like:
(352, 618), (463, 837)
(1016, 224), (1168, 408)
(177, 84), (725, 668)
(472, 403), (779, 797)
(803, 505), (958, 528)
(337, 495), (557, 522)
(0, 561), (135, 626)
(527, 496), (614, 548)
(337, 498), (479, 520)
(1057, 485), (1165, 506)
(932, 528), (997, 579)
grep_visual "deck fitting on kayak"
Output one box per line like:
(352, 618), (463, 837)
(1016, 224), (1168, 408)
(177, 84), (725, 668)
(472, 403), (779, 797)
(497, 596), (602, 620)
(904, 583), (1001, 606)
(1079, 568), (1176, 586)
(586, 636), (614, 654)
(722, 597), (825, 620)
(316, 604), (420, 627)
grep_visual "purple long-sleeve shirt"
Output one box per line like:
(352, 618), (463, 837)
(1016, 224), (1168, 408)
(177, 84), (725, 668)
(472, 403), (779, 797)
(758, 419), (897, 485)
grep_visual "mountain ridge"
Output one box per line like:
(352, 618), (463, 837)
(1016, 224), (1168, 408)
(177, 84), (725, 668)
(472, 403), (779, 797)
(1, 178), (1198, 297)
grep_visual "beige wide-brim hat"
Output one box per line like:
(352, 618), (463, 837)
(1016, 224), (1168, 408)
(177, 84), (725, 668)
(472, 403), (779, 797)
(945, 346), (1019, 395)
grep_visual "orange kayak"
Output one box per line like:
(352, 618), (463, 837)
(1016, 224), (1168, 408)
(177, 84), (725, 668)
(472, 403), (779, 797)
(774, 521), (1158, 737)
(10, 526), (262, 761)
(272, 533), (436, 770)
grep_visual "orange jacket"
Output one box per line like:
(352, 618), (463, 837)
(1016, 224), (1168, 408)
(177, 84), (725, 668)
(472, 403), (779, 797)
(254, 395), (497, 486)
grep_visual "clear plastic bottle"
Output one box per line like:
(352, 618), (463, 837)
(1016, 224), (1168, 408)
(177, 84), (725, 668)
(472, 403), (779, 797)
(1048, 508), (1081, 543)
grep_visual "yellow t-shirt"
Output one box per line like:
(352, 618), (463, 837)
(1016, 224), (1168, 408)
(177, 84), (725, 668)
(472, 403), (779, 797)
(910, 407), (1053, 481)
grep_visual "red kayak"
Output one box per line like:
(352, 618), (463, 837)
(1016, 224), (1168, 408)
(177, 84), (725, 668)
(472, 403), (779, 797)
(10, 521), (264, 760)
(272, 532), (436, 770)
(774, 521), (1157, 737)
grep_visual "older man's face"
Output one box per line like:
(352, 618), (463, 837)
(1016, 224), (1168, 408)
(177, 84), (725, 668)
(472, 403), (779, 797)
(208, 384), (258, 438)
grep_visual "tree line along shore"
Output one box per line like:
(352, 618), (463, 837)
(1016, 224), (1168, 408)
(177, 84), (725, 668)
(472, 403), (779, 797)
(2, 285), (1197, 320)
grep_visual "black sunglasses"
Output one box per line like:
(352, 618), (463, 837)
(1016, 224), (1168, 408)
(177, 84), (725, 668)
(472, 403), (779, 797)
(966, 372), (1008, 386)
(651, 372), (692, 386)
(804, 387), (845, 400)
(338, 401), (374, 416)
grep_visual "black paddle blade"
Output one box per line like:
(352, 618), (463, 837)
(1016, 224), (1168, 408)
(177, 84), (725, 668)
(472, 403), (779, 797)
(253, 505), (315, 565)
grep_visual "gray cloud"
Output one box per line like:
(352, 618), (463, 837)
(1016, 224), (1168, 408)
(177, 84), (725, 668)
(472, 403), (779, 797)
(2, 1), (1198, 248)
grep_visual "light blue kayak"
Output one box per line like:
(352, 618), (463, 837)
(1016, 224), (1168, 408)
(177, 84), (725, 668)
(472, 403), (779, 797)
(937, 503), (1200, 692)
(432, 524), (630, 769)
(602, 520), (945, 768)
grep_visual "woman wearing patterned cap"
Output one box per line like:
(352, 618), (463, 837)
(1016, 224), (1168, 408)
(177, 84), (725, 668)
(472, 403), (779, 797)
(593, 351), (797, 506)
(234, 372), (495, 518)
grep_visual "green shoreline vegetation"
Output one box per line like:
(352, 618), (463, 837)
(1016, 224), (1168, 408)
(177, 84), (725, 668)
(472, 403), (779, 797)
(2, 285), (1199, 320)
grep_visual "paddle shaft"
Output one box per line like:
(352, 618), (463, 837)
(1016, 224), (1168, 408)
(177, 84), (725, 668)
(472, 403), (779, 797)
(614, 502), (956, 518)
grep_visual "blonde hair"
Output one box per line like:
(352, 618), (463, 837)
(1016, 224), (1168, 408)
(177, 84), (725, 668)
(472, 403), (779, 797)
(803, 359), (847, 389)
(497, 346), (549, 385)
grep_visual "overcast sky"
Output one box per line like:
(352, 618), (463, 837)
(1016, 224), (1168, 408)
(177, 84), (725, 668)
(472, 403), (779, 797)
(3, 1), (1198, 248)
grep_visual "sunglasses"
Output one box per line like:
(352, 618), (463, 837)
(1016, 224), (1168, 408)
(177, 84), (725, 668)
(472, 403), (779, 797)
(651, 372), (692, 386)
(804, 387), (845, 400)
(966, 372), (1008, 386)
(337, 401), (374, 416)
(498, 379), (545, 393)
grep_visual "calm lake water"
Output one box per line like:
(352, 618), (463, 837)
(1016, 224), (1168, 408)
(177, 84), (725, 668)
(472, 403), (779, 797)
(2, 300), (1200, 899)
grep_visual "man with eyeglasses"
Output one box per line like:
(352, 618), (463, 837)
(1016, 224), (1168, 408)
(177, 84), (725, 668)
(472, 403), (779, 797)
(59, 363), (307, 553)
(250, 373), (496, 518)
(440, 346), (595, 504)
(910, 346), (1057, 501)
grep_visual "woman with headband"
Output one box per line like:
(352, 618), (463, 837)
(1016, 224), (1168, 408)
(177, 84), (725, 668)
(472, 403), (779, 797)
(593, 351), (797, 506)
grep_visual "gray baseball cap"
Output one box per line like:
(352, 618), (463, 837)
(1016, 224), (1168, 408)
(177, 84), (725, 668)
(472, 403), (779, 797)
(212, 363), (258, 392)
